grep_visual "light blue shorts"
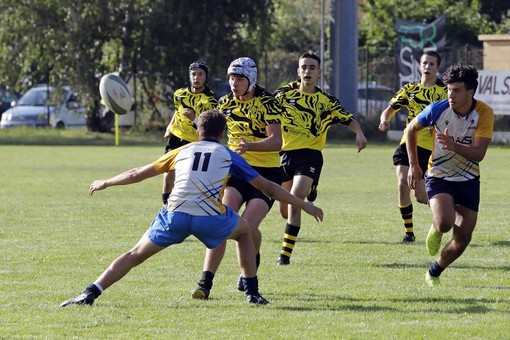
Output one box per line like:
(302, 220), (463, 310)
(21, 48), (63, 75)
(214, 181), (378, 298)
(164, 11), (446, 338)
(146, 207), (240, 249)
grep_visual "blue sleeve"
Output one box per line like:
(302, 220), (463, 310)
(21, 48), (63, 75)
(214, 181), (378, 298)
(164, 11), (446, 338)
(417, 99), (449, 127)
(226, 148), (260, 182)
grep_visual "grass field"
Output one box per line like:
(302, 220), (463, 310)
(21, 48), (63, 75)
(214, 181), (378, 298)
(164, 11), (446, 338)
(1, 136), (509, 339)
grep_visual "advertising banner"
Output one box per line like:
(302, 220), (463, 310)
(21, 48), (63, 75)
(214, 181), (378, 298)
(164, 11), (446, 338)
(477, 71), (510, 115)
(395, 15), (447, 88)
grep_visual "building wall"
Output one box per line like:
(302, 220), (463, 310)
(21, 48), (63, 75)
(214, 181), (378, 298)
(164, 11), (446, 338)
(478, 34), (510, 71)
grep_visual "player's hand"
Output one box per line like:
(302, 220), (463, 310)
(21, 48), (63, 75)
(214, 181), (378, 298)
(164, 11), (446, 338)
(378, 121), (390, 132)
(89, 180), (107, 196)
(437, 128), (455, 151)
(303, 202), (324, 222)
(356, 133), (368, 153)
(235, 138), (249, 155)
(407, 165), (423, 190)
(163, 122), (172, 140)
(182, 108), (196, 121)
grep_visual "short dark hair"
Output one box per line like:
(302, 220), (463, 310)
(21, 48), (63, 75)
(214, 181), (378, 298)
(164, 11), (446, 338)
(442, 63), (479, 92)
(422, 50), (441, 66)
(299, 50), (321, 66)
(197, 109), (226, 138)
(189, 61), (208, 80)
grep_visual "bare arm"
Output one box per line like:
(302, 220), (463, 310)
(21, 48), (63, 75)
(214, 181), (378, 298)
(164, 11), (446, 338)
(163, 114), (177, 140)
(235, 123), (282, 154)
(89, 164), (160, 195)
(249, 175), (324, 222)
(405, 117), (426, 189)
(436, 128), (491, 163)
(378, 105), (397, 132)
(348, 120), (368, 153)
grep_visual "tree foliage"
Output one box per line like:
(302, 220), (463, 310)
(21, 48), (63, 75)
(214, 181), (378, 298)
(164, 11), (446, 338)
(263, 0), (327, 89)
(0, 0), (507, 130)
(358, 0), (505, 53)
(0, 0), (275, 130)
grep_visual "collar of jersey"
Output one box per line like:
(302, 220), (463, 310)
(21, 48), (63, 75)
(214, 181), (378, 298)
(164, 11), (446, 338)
(200, 138), (220, 143)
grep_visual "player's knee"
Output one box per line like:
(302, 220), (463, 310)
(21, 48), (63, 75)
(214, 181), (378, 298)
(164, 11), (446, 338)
(397, 181), (410, 194)
(435, 221), (454, 233)
(124, 250), (148, 267)
(237, 217), (252, 234)
(416, 195), (428, 205)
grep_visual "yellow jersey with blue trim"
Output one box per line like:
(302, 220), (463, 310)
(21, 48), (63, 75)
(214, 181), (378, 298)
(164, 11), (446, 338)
(152, 139), (260, 216)
(218, 85), (282, 168)
(417, 99), (494, 182)
(275, 81), (354, 151)
(390, 79), (447, 150)
(170, 86), (218, 142)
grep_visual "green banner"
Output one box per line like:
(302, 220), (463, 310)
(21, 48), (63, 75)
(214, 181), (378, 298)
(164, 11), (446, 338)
(395, 15), (446, 88)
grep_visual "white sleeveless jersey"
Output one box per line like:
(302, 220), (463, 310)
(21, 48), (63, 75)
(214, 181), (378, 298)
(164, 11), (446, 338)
(153, 139), (259, 216)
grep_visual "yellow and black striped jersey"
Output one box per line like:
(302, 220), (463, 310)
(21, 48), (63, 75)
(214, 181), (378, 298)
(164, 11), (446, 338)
(218, 85), (282, 168)
(275, 81), (354, 151)
(390, 79), (447, 150)
(170, 86), (218, 142)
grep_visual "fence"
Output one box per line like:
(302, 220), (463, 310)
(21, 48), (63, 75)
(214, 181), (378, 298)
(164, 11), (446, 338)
(358, 44), (484, 93)
(356, 44), (485, 133)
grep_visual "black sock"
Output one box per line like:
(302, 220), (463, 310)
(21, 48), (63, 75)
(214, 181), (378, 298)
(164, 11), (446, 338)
(399, 204), (414, 235)
(85, 283), (102, 298)
(162, 193), (170, 205)
(197, 271), (215, 290)
(280, 223), (300, 258)
(428, 261), (445, 277)
(241, 276), (259, 295)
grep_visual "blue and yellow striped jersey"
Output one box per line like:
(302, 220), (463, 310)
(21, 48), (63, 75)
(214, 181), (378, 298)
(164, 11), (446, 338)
(417, 99), (494, 181)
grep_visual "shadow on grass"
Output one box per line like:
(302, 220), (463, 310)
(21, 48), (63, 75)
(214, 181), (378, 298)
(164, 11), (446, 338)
(271, 294), (505, 314)
(342, 240), (491, 249)
(490, 240), (510, 247)
(268, 238), (334, 245)
(388, 296), (502, 314)
(373, 262), (510, 272)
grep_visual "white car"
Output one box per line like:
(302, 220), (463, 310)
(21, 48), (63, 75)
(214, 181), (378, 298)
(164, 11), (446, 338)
(0, 85), (86, 129)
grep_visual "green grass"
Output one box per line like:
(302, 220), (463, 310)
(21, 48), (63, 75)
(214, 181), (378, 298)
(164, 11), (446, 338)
(0, 127), (163, 146)
(1, 137), (509, 339)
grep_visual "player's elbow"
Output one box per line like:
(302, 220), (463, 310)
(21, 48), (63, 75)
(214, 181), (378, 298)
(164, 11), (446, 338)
(270, 134), (282, 151)
(130, 167), (149, 183)
(471, 151), (487, 163)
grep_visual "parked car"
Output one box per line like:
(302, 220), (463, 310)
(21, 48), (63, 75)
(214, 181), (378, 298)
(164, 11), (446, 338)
(0, 85), (86, 129)
(0, 85), (20, 118)
(357, 83), (394, 118)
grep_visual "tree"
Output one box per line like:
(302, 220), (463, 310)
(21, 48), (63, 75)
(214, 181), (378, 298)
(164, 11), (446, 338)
(0, 0), (275, 130)
(0, 1), (127, 130)
(358, 0), (502, 55)
(480, 0), (510, 25)
(262, 0), (328, 90)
